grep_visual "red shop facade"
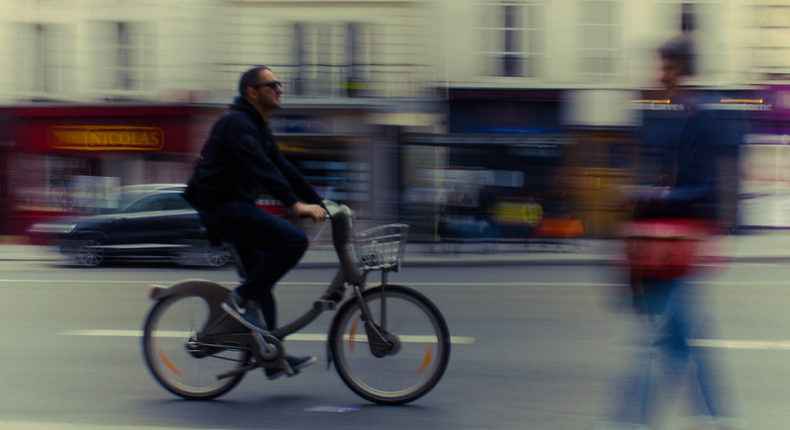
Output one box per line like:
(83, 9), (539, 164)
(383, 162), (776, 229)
(0, 104), (221, 237)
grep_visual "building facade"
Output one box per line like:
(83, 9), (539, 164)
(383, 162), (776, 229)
(0, 0), (440, 103)
(1, 0), (789, 237)
(1, 1), (785, 103)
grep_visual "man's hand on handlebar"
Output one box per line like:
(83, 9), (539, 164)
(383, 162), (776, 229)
(292, 201), (328, 223)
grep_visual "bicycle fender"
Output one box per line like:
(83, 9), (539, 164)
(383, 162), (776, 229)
(149, 279), (230, 302)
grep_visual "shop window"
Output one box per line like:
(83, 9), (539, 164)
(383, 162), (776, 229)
(9, 154), (99, 213)
(297, 160), (371, 203)
(577, 0), (621, 80)
(479, 1), (544, 78)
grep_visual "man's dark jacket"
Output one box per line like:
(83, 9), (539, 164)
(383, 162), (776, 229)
(635, 90), (746, 225)
(184, 97), (322, 209)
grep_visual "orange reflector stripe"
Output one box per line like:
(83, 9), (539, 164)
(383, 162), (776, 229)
(157, 345), (183, 380)
(349, 318), (360, 353)
(415, 345), (434, 377)
(632, 99), (671, 104)
(721, 98), (763, 104)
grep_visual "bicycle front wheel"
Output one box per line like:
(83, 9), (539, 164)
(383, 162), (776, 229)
(142, 292), (250, 400)
(329, 284), (450, 404)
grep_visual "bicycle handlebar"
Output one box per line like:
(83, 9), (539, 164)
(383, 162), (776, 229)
(322, 200), (362, 285)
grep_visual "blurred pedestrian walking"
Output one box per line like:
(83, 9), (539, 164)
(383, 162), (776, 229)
(591, 35), (747, 430)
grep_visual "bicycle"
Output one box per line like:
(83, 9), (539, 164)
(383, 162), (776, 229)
(141, 200), (451, 404)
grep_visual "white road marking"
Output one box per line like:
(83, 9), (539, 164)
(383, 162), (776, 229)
(689, 339), (790, 350)
(60, 329), (476, 345)
(0, 279), (243, 286)
(61, 330), (790, 351)
(0, 422), (230, 430)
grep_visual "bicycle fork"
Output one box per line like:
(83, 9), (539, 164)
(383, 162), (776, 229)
(353, 273), (400, 358)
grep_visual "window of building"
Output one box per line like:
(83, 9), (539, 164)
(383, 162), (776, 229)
(577, 0), (621, 79)
(18, 23), (76, 99)
(92, 21), (155, 94)
(292, 22), (323, 95)
(480, 1), (544, 77)
(750, 1), (790, 80)
(292, 22), (373, 97)
(681, 2), (696, 33)
(345, 22), (373, 97)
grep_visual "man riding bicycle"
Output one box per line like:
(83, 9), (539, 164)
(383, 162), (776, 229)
(184, 66), (327, 380)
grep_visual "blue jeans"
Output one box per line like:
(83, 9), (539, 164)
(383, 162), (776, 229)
(608, 279), (741, 428)
(196, 200), (308, 330)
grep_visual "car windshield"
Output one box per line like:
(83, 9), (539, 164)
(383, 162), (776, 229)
(111, 185), (187, 213)
(123, 193), (192, 213)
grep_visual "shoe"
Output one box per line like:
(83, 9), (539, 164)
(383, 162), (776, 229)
(265, 355), (317, 380)
(221, 291), (269, 332)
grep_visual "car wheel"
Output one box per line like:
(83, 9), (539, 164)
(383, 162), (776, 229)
(76, 237), (105, 267)
(203, 245), (231, 267)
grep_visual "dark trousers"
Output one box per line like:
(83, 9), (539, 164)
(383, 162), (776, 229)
(196, 200), (308, 329)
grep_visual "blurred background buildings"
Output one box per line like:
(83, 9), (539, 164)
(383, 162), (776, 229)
(1, 0), (789, 242)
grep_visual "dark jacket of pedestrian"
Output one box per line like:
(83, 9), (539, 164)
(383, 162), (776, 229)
(635, 91), (745, 226)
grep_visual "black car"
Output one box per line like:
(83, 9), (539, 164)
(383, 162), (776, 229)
(56, 189), (231, 267)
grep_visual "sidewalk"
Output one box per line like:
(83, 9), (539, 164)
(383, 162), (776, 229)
(1, 231), (789, 267)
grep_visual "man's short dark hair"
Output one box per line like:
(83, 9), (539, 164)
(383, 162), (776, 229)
(238, 66), (271, 96)
(658, 35), (696, 76)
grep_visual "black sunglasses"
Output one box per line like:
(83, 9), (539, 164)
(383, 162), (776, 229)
(251, 80), (282, 90)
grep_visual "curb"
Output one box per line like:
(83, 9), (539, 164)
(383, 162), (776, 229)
(3, 245), (790, 267)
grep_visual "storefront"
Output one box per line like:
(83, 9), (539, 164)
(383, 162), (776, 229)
(269, 106), (398, 224)
(0, 104), (220, 236)
(737, 85), (790, 229)
(0, 101), (405, 239)
(401, 88), (582, 242)
(562, 89), (641, 237)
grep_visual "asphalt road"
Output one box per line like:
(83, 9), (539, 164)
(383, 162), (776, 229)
(0, 260), (788, 430)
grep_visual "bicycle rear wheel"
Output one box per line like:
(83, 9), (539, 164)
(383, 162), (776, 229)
(329, 284), (450, 404)
(142, 292), (250, 400)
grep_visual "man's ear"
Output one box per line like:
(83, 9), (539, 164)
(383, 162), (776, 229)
(243, 86), (255, 100)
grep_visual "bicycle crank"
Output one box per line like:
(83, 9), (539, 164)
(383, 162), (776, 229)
(251, 331), (281, 361)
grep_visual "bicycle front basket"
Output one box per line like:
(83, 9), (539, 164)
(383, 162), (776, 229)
(353, 223), (409, 271)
